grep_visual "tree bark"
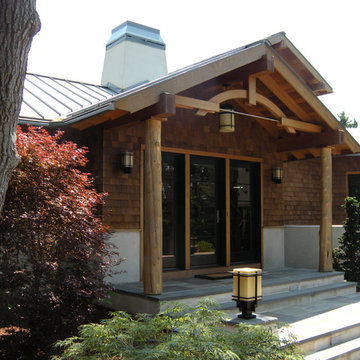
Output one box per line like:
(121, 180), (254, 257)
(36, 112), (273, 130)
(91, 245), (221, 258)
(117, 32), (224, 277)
(0, 0), (40, 214)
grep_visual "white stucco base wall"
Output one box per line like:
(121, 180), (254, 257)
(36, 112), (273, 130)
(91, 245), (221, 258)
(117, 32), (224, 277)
(262, 227), (285, 269)
(284, 225), (344, 269)
(105, 231), (140, 285)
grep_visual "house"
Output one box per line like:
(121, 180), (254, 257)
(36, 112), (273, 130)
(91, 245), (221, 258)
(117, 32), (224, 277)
(19, 21), (360, 295)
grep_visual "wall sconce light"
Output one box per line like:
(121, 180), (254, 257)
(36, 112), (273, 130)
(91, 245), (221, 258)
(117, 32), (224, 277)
(272, 167), (282, 184)
(231, 268), (262, 319)
(219, 104), (235, 133)
(121, 152), (134, 173)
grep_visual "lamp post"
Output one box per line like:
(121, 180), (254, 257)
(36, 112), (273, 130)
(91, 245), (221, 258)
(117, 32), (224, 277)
(231, 267), (262, 319)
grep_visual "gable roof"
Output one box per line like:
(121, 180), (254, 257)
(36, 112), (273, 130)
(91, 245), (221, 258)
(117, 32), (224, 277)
(19, 32), (360, 155)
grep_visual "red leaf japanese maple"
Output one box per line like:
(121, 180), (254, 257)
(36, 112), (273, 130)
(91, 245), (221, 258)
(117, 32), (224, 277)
(0, 126), (118, 341)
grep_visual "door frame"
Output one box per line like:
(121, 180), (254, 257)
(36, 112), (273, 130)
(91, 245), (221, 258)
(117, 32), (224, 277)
(140, 145), (263, 277)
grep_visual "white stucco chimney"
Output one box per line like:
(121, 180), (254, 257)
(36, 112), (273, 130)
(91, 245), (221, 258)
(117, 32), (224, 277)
(101, 21), (168, 91)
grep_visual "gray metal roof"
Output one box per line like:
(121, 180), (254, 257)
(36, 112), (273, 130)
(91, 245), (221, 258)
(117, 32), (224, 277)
(20, 39), (260, 126)
(19, 73), (120, 124)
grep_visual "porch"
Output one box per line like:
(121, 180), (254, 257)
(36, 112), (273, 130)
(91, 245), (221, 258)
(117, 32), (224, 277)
(108, 267), (356, 316)
(108, 267), (360, 358)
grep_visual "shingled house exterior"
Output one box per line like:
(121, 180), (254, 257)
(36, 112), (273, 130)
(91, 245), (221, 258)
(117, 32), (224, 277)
(19, 22), (360, 295)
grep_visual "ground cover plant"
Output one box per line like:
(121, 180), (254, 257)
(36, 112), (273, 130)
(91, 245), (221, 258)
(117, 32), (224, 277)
(53, 299), (304, 360)
(333, 197), (360, 285)
(0, 126), (117, 359)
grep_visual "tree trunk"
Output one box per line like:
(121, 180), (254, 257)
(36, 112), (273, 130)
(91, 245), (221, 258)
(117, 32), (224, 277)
(0, 0), (40, 214)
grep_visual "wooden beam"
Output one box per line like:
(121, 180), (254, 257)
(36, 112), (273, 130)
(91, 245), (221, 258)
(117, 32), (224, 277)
(309, 148), (321, 157)
(319, 147), (333, 271)
(280, 117), (322, 133)
(197, 89), (286, 120)
(331, 147), (343, 156)
(144, 118), (163, 295)
(155, 92), (176, 118)
(267, 46), (360, 154)
(277, 130), (344, 152)
(235, 100), (279, 138)
(259, 74), (313, 122)
(290, 150), (306, 159)
(248, 76), (256, 105)
(175, 95), (219, 113)
(210, 54), (274, 87)
(284, 126), (296, 134)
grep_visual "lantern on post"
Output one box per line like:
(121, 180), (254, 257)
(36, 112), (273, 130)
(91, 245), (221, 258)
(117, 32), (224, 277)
(231, 267), (262, 319)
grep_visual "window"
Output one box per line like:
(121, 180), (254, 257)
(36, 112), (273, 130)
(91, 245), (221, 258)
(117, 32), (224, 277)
(348, 173), (360, 201)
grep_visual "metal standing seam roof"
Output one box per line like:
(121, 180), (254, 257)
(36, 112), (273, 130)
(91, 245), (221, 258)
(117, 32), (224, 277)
(20, 35), (274, 126)
(19, 73), (120, 124)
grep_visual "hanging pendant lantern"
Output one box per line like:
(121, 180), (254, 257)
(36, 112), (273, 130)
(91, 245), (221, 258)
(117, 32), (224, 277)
(219, 104), (235, 133)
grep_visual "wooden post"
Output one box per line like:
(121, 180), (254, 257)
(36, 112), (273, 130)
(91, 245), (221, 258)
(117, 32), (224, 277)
(144, 118), (163, 294)
(319, 147), (333, 272)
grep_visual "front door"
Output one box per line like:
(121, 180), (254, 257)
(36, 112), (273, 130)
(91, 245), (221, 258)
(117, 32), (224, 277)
(230, 160), (261, 263)
(190, 156), (225, 267)
(160, 151), (260, 270)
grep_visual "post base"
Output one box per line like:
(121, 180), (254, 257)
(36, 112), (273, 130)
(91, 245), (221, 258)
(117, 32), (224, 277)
(237, 300), (256, 320)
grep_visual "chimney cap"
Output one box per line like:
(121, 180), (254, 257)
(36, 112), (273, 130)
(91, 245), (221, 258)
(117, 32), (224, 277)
(106, 21), (166, 50)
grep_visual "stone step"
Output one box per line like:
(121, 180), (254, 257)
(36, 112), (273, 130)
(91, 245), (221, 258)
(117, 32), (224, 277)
(261, 272), (346, 296)
(279, 297), (360, 360)
(297, 322), (360, 355)
(203, 281), (356, 313)
(305, 338), (360, 360)
(169, 271), (350, 309)
(258, 282), (356, 313)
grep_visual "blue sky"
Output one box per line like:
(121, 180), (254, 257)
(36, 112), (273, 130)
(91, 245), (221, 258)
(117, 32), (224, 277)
(27, 0), (360, 140)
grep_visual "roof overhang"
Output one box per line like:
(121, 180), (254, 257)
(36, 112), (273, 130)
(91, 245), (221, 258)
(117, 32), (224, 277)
(20, 33), (360, 156)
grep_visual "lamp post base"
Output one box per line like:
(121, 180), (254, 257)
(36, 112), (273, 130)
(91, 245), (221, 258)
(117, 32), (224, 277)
(237, 300), (256, 319)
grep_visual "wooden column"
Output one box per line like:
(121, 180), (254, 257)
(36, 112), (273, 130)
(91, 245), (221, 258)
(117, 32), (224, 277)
(319, 147), (333, 272)
(144, 118), (163, 294)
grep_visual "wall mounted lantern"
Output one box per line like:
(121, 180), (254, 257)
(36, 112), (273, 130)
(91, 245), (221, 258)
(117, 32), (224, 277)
(219, 104), (235, 133)
(272, 167), (283, 184)
(120, 152), (134, 173)
(231, 268), (262, 319)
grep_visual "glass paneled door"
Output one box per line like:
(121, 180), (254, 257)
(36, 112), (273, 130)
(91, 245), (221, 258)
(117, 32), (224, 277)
(162, 153), (185, 269)
(190, 156), (225, 267)
(230, 160), (261, 263)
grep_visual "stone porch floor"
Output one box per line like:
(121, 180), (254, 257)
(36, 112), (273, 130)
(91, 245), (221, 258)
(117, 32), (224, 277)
(112, 267), (348, 302)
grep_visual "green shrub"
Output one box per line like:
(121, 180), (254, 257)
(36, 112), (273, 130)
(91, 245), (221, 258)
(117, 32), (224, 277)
(197, 240), (215, 252)
(333, 197), (360, 283)
(53, 299), (303, 360)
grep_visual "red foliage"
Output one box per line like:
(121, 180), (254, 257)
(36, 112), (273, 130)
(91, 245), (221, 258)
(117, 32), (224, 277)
(0, 126), (117, 352)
